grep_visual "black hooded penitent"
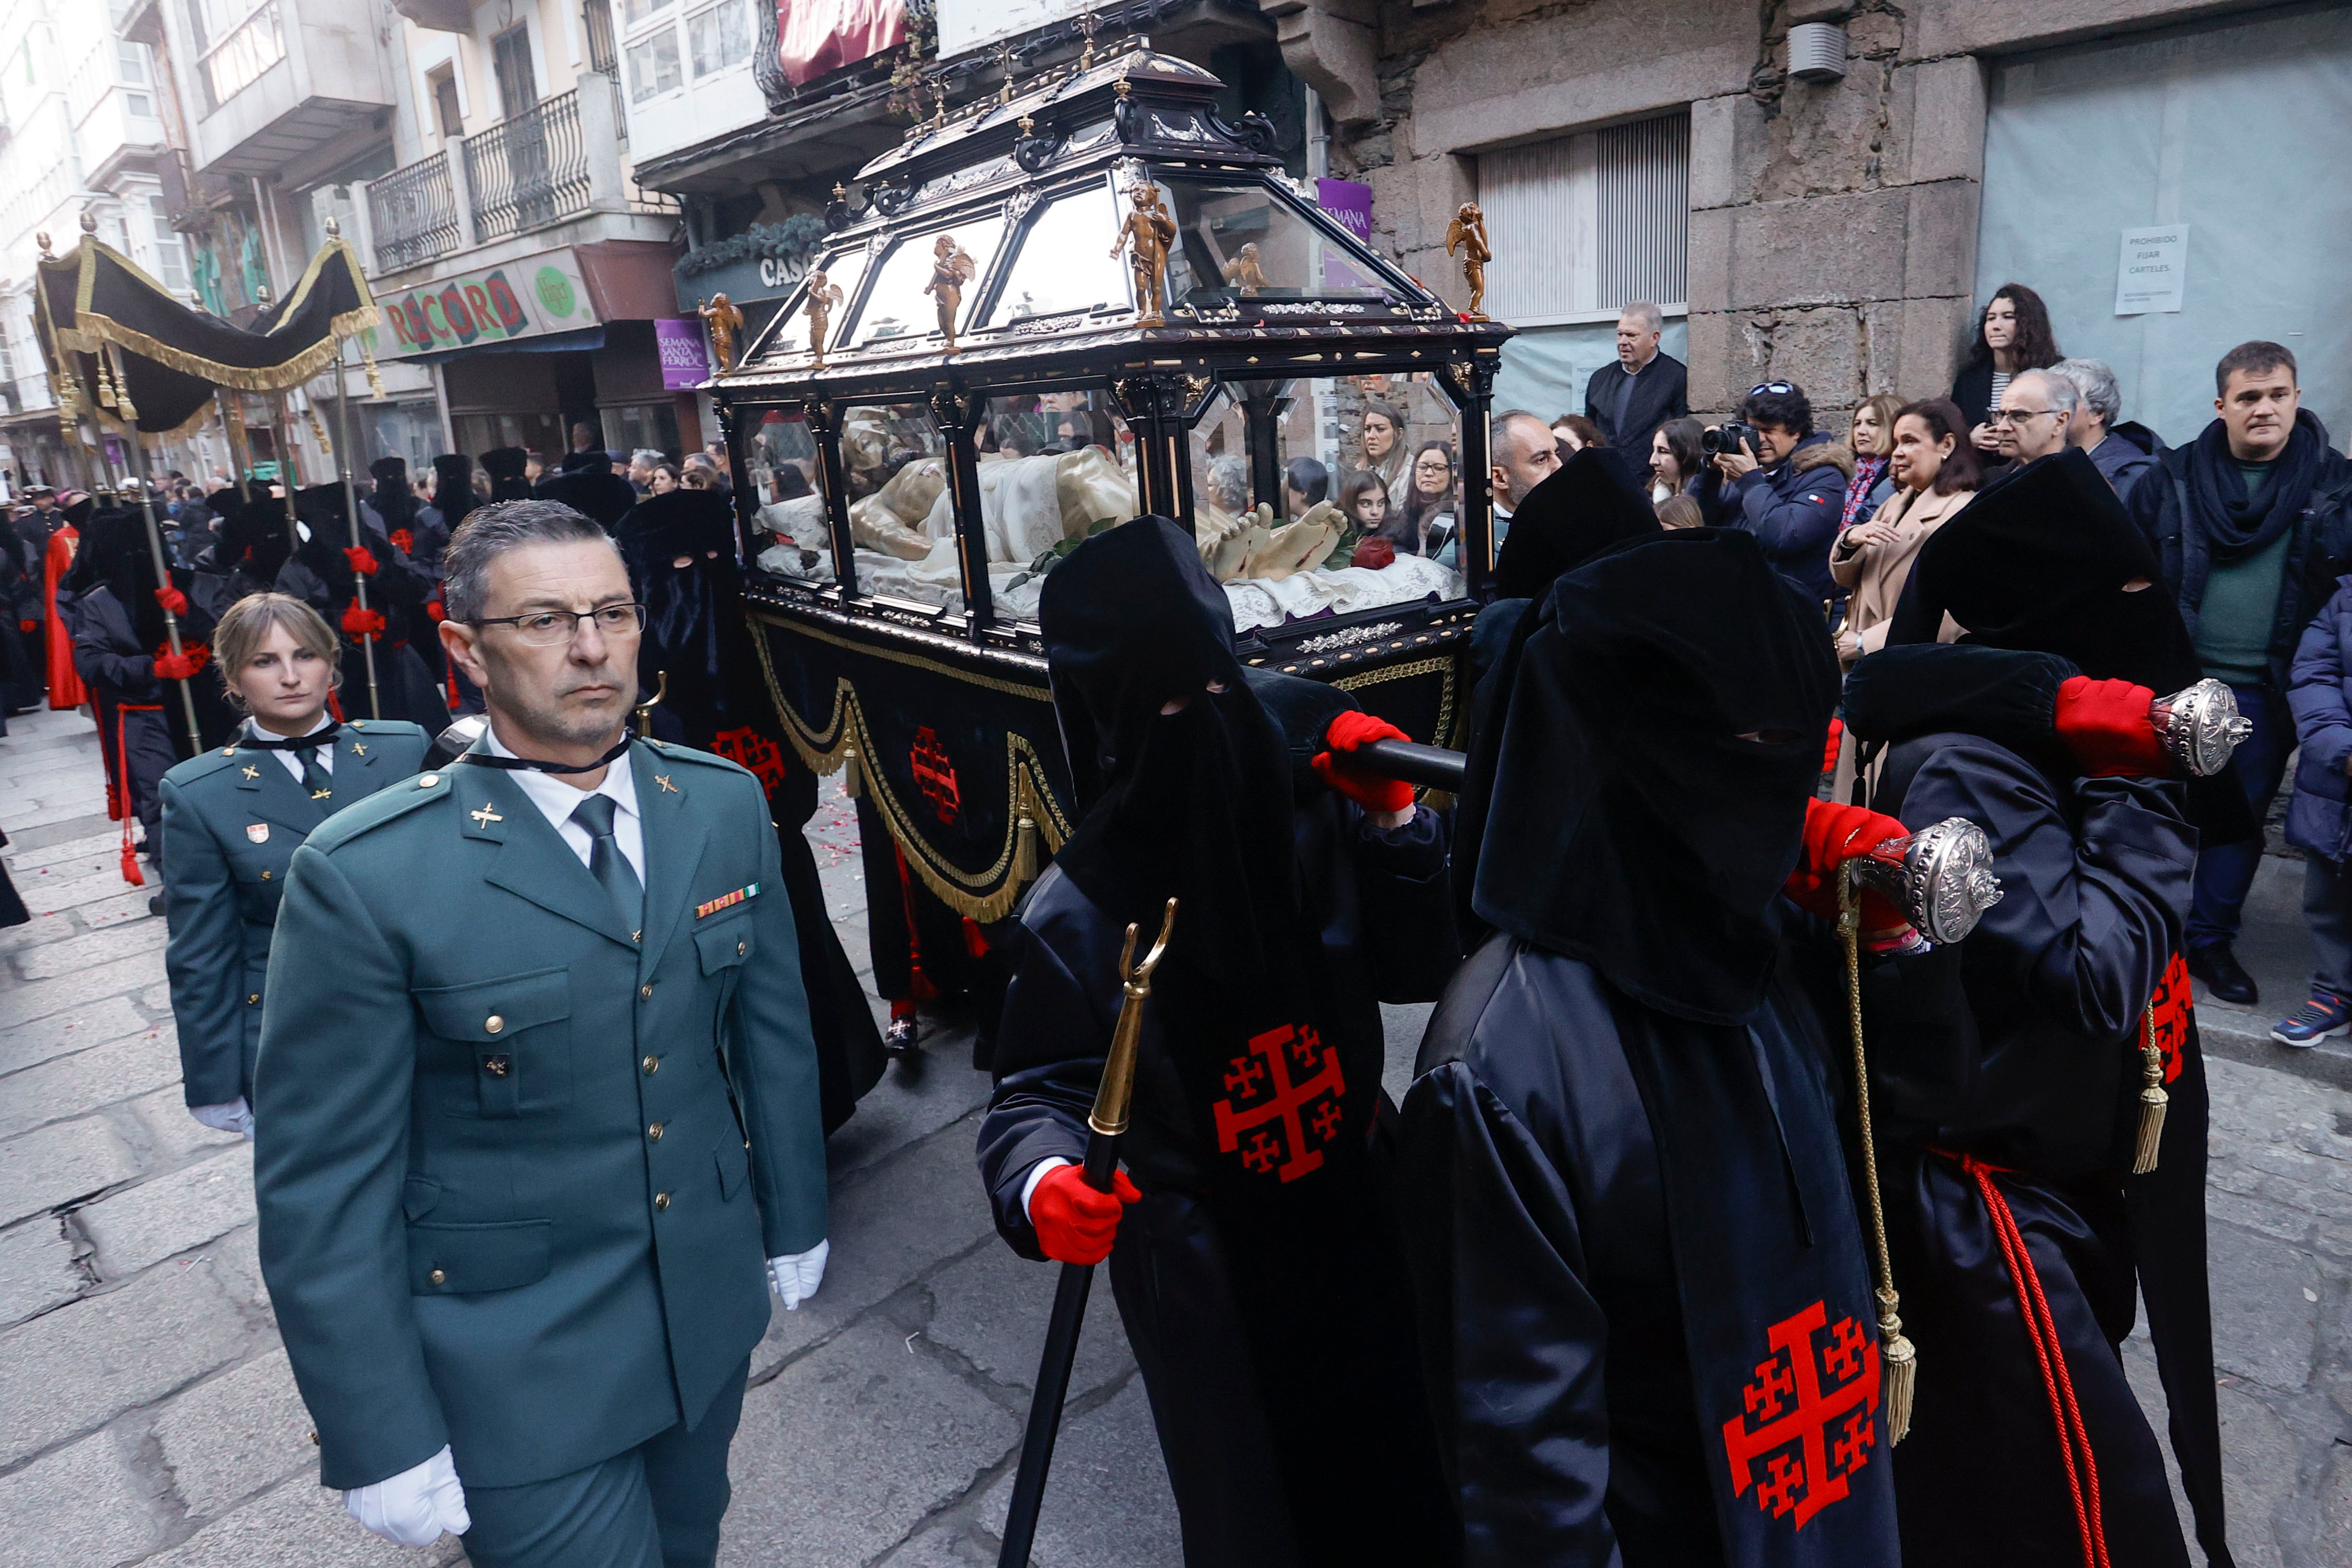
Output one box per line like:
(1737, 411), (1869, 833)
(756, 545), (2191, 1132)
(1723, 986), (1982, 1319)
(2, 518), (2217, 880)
(1882, 445), (2251, 843)
(430, 455), (478, 531)
(1453, 450), (1663, 936)
(1473, 528), (1841, 1024)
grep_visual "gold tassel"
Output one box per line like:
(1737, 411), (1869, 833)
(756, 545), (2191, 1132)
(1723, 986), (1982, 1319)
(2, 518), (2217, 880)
(1841, 863), (1917, 1444)
(1014, 813), (1039, 886)
(362, 337), (385, 400)
(2132, 1004), (2167, 1175)
(306, 405), (332, 461)
(841, 744), (860, 799)
(1877, 1287), (1917, 1443)
(94, 351), (118, 410)
(110, 349), (138, 424)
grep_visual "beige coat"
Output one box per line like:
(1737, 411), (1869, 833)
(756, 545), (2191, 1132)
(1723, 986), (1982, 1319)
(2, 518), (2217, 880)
(1829, 483), (1970, 804)
(1830, 483), (1973, 663)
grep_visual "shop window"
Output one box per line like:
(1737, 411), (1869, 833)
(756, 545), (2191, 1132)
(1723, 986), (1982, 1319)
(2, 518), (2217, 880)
(626, 26), (681, 103)
(600, 402), (682, 463)
(686, 0), (749, 78)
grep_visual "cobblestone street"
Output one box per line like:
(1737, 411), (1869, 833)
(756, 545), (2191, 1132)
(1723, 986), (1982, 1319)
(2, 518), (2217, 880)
(3, 703), (2349, 1565)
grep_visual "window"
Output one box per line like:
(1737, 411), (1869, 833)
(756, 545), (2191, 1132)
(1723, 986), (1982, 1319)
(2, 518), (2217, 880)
(148, 197), (190, 293)
(122, 42), (158, 118)
(1158, 177), (1395, 307)
(983, 183), (1124, 327)
(1478, 111), (1689, 325)
(626, 27), (680, 102)
(852, 217), (1007, 347)
(192, 0), (286, 111)
(428, 65), (463, 139)
(491, 26), (537, 120)
(621, 0), (667, 25)
(686, 0), (749, 78)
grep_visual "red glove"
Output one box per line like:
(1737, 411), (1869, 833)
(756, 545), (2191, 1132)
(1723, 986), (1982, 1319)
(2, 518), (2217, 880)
(389, 529), (414, 556)
(343, 545), (378, 577)
(1822, 716), (1844, 775)
(153, 648), (202, 681)
(341, 605), (387, 640)
(2053, 675), (2166, 777)
(1030, 1164), (1142, 1266)
(18, 619), (36, 635)
(425, 598), (446, 623)
(153, 585), (188, 617)
(1350, 536), (1396, 571)
(1783, 799), (1909, 930)
(1311, 710), (1415, 815)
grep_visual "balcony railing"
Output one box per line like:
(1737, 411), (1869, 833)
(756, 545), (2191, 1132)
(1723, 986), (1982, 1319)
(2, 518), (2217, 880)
(463, 89), (592, 243)
(367, 150), (462, 273)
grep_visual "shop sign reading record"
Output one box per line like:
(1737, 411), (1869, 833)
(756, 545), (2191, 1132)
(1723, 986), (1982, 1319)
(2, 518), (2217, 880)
(379, 249), (600, 358)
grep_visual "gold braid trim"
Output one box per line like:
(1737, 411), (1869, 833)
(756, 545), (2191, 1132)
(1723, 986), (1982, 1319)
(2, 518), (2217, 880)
(1333, 653), (1465, 807)
(44, 238), (381, 393)
(749, 616), (1072, 921)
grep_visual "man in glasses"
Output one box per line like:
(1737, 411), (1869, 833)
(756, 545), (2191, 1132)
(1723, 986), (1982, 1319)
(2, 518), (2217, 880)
(1989, 369), (2077, 465)
(253, 499), (831, 1567)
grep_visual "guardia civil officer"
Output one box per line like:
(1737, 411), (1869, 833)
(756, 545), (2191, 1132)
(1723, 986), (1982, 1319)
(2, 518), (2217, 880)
(253, 499), (829, 1567)
(161, 593), (429, 1138)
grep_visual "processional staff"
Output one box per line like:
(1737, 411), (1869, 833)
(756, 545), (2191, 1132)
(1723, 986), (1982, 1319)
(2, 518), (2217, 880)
(997, 898), (1178, 1568)
(322, 217), (380, 719)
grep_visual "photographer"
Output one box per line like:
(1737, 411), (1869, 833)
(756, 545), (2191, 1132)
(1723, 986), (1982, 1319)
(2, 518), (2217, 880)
(1696, 380), (1852, 604)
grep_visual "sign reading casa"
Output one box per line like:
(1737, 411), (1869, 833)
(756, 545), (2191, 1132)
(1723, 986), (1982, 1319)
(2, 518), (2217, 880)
(379, 250), (599, 357)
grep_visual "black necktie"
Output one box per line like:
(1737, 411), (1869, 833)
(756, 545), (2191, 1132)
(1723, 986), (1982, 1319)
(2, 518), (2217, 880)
(569, 793), (643, 939)
(300, 749), (332, 804)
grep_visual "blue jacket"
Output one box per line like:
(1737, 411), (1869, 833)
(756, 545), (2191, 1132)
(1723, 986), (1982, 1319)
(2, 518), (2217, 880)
(2287, 575), (2352, 860)
(1697, 432), (1852, 606)
(2087, 422), (2163, 504)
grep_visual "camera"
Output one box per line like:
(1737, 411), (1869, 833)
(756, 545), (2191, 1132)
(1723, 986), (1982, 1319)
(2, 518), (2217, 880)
(1703, 421), (1760, 459)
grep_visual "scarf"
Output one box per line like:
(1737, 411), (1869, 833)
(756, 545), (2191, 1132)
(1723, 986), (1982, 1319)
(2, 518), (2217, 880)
(2186, 411), (2326, 564)
(1842, 454), (1889, 532)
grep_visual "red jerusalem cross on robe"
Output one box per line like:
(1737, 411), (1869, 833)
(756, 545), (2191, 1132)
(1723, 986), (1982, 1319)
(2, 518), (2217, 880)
(1212, 1024), (1346, 1183)
(1720, 1300), (1881, 1530)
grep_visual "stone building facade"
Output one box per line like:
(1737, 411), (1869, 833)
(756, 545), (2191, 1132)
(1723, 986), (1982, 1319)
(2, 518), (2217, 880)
(1264, 0), (2349, 432)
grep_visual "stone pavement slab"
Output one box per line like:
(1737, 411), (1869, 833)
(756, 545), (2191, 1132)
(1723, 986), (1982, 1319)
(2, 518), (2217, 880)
(0, 1430), (166, 1568)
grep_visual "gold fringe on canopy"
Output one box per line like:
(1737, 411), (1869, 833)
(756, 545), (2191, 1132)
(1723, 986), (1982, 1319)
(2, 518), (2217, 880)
(41, 237), (381, 395)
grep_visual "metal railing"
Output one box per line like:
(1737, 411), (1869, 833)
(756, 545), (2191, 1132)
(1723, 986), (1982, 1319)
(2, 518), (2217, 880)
(463, 89), (591, 243)
(367, 150), (462, 272)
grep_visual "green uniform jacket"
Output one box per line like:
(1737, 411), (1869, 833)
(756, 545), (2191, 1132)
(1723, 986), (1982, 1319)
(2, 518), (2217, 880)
(252, 739), (828, 1492)
(160, 719), (431, 1106)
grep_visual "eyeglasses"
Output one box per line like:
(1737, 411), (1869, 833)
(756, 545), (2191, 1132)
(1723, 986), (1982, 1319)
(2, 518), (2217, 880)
(1748, 382), (1796, 396)
(1988, 408), (2062, 425)
(468, 603), (647, 646)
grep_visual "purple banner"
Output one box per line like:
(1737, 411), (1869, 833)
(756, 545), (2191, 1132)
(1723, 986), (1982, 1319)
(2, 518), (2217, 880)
(1317, 178), (1373, 246)
(656, 317), (712, 391)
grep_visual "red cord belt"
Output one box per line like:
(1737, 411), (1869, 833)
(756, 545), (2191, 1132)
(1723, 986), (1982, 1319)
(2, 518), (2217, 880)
(1930, 1148), (2110, 1568)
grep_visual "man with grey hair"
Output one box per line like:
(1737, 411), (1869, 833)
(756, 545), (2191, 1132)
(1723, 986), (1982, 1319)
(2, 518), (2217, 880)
(2053, 356), (2163, 500)
(627, 449), (667, 495)
(1581, 299), (1688, 448)
(1990, 367), (2078, 464)
(254, 498), (830, 1565)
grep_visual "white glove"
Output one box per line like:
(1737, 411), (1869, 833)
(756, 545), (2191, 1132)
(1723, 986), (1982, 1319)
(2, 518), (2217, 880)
(188, 1097), (254, 1139)
(344, 1444), (470, 1547)
(767, 1239), (829, 1310)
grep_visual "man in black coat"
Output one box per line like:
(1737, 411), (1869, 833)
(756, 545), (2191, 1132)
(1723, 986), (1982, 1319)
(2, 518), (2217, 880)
(977, 517), (1459, 1567)
(1581, 302), (1689, 449)
(2128, 341), (2352, 1003)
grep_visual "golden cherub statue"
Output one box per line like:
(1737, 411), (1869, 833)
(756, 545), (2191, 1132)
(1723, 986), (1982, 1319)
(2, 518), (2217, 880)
(1220, 241), (1266, 297)
(805, 270), (845, 367)
(696, 292), (746, 375)
(1110, 181), (1177, 327)
(1445, 202), (1492, 321)
(925, 235), (977, 354)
